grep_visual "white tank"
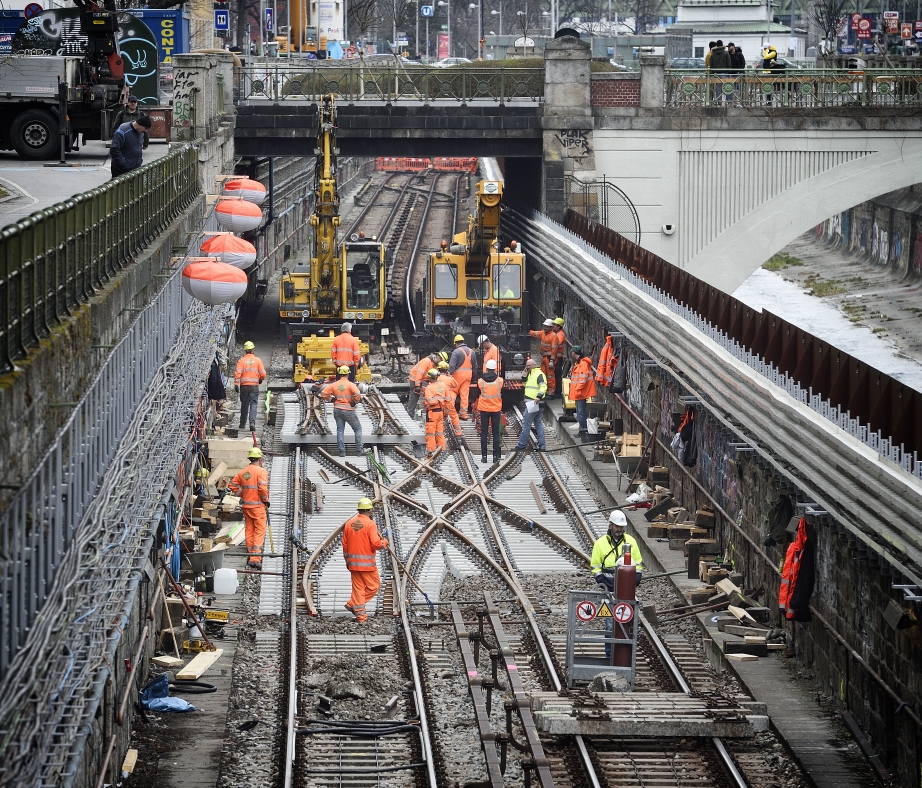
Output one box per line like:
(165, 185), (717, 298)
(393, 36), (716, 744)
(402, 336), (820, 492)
(213, 567), (239, 595)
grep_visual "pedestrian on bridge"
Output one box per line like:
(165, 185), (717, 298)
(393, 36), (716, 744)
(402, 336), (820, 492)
(423, 368), (450, 456)
(110, 115), (151, 179)
(568, 345), (596, 441)
(477, 359), (504, 463)
(234, 341), (266, 431)
(228, 447), (270, 567)
(513, 357), (547, 452)
(110, 96), (149, 147)
(319, 366), (364, 457)
(331, 322), (362, 381)
(342, 498), (389, 623)
(529, 319), (559, 397)
(448, 334), (474, 419)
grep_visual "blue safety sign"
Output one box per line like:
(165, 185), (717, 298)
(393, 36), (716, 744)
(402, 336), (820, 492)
(214, 9), (229, 30)
(420, 5), (434, 16)
(265, 7), (274, 32)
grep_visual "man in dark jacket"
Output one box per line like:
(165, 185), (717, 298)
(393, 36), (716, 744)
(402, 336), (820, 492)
(110, 115), (152, 178)
(111, 96), (149, 147)
(728, 43), (746, 70)
(709, 41), (731, 103)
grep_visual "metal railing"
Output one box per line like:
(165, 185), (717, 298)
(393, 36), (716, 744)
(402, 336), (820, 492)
(564, 175), (641, 245)
(237, 64), (544, 102)
(665, 68), (922, 108)
(0, 143), (200, 372)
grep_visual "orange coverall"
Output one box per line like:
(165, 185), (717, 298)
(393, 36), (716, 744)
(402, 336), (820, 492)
(228, 460), (269, 565)
(342, 512), (388, 622)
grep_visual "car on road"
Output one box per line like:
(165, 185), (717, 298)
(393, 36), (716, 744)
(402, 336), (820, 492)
(353, 53), (415, 65)
(432, 57), (472, 67)
(670, 57), (707, 69)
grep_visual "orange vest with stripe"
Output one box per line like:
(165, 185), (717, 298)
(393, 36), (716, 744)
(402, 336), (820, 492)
(529, 329), (559, 359)
(424, 379), (448, 410)
(234, 354), (266, 387)
(342, 513), (386, 572)
(331, 332), (361, 366)
(779, 517), (807, 619)
(409, 357), (435, 386)
(321, 378), (362, 411)
(555, 328), (566, 359)
(477, 376), (504, 412)
(228, 463), (269, 507)
(569, 357), (596, 400)
(481, 344), (501, 374)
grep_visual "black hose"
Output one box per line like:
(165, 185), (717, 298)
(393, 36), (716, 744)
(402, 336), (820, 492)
(170, 679), (218, 694)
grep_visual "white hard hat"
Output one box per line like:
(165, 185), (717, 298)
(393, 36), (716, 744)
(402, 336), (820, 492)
(341, 322), (352, 332)
(358, 382), (368, 394)
(543, 318), (555, 327)
(477, 334), (489, 345)
(486, 359), (497, 370)
(608, 510), (627, 527)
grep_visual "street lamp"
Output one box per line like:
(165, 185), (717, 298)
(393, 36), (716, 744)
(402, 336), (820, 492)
(542, 10), (550, 35)
(469, 1), (483, 58)
(438, 0), (451, 57)
(490, 6), (501, 35)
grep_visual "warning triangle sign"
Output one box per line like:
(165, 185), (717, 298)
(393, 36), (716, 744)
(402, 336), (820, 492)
(597, 602), (613, 618)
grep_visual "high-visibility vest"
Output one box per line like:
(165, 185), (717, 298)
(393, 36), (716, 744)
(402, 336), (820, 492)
(439, 373), (459, 395)
(779, 517), (807, 619)
(590, 532), (644, 574)
(481, 344), (501, 374)
(424, 379), (448, 410)
(234, 354), (266, 387)
(451, 345), (473, 372)
(529, 329), (559, 359)
(409, 356), (435, 386)
(523, 367), (547, 400)
(342, 513), (386, 572)
(596, 336), (615, 385)
(477, 376), (504, 412)
(569, 357), (596, 400)
(331, 332), (361, 366)
(228, 463), (269, 507)
(320, 379), (362, 411)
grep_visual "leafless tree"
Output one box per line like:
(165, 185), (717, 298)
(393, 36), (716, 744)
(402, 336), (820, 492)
(382, 0), (415, 47)
(349, 0), (380, 46)
(805, 0), (850, 60)
(232, 0), (261, 50)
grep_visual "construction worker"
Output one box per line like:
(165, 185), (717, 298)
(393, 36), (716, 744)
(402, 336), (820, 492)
(423, 368), (449, 455)
(228, 447), (270, 567)
(513, 357), (547, 451)
(406, 352), (444, 418)
(448, 334), (474, 420)
(437, 360), (463, 438)
(478, 334), (502, 376)
(319, 366), (364, 457)
(595, 334), (616, 389)
(529, 319), (559, 398)
(569, 345), (597, 442)
(553, 317), (566, 397)
(342, 497), (389, 623)
(477, 358), (504, 463)
(234, 341), (266, 431)
(331, 322), (362, 382)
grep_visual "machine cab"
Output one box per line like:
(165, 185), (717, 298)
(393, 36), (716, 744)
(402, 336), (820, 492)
(342, 240), (385, 319)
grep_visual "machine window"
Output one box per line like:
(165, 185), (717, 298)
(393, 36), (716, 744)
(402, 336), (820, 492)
(493, 263), (521, 299)
(345, 244), (381, 309)
(434, 263), (458, 298)
(466, 279), (490, 300)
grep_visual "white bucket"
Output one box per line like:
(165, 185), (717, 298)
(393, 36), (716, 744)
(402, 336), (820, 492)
(213, 567), (239, 595)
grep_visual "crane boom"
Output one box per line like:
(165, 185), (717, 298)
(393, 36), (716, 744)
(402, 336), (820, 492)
(310, 94), (342, 318)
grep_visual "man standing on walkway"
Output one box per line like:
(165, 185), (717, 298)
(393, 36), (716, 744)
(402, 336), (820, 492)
(331, 322), (362, 381)
(448, 334), (474, 420)
(319, 366), (364, 457)
(234, 341), (266, 431)
(342, 497), (389, 623)
(423, 368), (449, 456)
(477, 359), (504, 463)
(553, 317), (566, 397)
(569, 345), (596, 441)
(529, 319), (559, 398)
(228, 448), (270, 567)
(110, 115), (152, 179)
(513, 357), (547, 451)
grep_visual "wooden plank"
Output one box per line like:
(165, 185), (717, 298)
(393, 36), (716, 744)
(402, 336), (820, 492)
(175, 648), (224, 680)
(151, 655), (185, 669)
(726, 653), (759, 662)
(207, 461), (228, 487)
(215, 521), (245, 544)
(728, 604), (759, 626)
(529, 481), (547, 514)
(121, 749), (139, 776)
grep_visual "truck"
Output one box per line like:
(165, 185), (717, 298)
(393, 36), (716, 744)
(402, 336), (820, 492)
(0, 0), (124, 160)
(287, 0), (343, 56)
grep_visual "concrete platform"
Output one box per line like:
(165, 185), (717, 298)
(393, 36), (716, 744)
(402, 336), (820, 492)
(531, 691), (766, 737)
(279, 391), (423, 445)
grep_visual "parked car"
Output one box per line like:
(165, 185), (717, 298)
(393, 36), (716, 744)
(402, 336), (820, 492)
(670, 57), (707, 69)
(432, 57), (473, 67)
(354, 53), (415, 65)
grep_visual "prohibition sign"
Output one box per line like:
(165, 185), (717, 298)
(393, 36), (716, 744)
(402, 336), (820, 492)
(575, 601), (597, 622)
(613, 603), (634, 624)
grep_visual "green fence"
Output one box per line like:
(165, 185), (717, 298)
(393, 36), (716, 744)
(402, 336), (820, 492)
(665, 68), (922, 108)
(0, 144), (200, 372)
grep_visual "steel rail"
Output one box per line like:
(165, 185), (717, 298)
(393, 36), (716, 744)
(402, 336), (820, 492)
(283, 448), (301, 788)
(341, 172), (397, 239)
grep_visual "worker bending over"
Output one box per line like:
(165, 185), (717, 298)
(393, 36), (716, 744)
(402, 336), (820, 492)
(228, 447), (270, 567)
(234, 341), (266, 431)
(342, 497), (389, 623)
(407, 352), (442, 418)
(319, 366), (364, 457)
(331, 322), (362, 382)
(423, 368), (449, 456)
(437, 360), (463, 438)
(529, 319), (559, 397)
(477, 359), (504, 463)
(448, 334), (474, 419)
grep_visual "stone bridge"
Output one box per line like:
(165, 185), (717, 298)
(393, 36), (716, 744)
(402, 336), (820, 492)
(233, 46), (922, 293)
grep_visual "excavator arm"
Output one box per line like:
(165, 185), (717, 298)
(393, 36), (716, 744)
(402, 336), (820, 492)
(309, 94), (342, 318)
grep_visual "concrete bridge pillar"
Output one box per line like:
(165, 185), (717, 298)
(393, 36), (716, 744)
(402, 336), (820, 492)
(639, 54), (666, 108)
(542, 36), (594, 221)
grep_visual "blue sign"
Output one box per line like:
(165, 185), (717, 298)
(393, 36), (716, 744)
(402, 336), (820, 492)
(214, 9), (229, 30)
(265, 7), (273, 32)
(421, 5), (434, 16)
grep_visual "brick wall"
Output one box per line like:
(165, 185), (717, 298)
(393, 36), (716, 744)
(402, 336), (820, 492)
(591, 73), (641, 108)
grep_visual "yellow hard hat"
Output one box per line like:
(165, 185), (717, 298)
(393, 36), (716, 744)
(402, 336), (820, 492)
(453, 334), (465, 343)
(554, 317), (564, 326)
(337, 365), (351, 374)
(427, 368), (440, 378)
(243, 341), (255, 351)
(248, 447), (263, 459)
(357, 497), (373, 510)
(438, 361), (449, 370)
(438, 351), (449, 362)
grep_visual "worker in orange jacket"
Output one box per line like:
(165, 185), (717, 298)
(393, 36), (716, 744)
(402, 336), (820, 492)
(529, 319), (559, 397)
(407, 351), (445, 418)
(568, 345), (597, 441)
(477, 334), (502, 376)
(319, 366), (364, 457)
(477, 359), (504, 463)
(234, 340), (266, 431)
(423, 368), (449, 455)
(342, 497), (389, 623)
(448, 334), (474, 419)
(228, 447), (270, 566)
(553, 317), (566, 396)
(437, 361), (463, 438)
(331, 322), (362, 381)
(595, 334), (616, 387)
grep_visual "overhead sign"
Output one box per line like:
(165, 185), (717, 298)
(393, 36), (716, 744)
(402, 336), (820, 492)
(902, 22), (913, 38)
(575, 600), (597, 622)
(421, 5), (433, 16)
(883, 10), (899, 33)
(857, 17), (871, 38)
(214, 9), (229, 30)
(265, 7), (274, 32)
(613, 603), (634, 623)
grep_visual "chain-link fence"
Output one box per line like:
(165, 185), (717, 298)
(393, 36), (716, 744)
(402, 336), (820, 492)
(564, 175), (641, 244)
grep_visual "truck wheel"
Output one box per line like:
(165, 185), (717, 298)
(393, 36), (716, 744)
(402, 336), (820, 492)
(11, 109), (59, 160)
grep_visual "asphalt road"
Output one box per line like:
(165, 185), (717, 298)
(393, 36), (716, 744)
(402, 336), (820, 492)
(0, 140), (172, 228)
